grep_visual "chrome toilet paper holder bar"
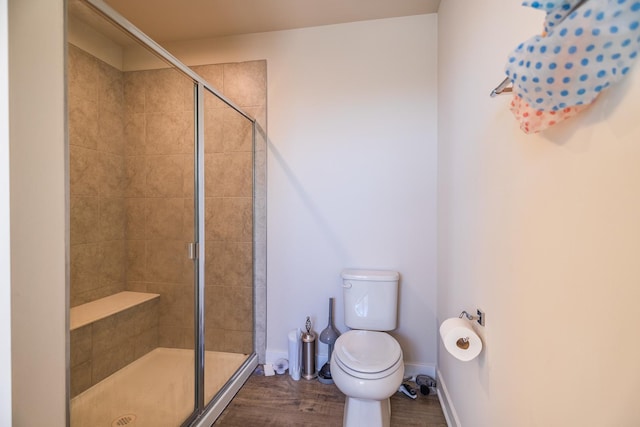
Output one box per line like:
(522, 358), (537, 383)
(459, 310), (485, 327)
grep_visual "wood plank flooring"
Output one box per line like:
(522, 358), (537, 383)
(214, 370), (448, 427)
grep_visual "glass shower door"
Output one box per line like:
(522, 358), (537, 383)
(68, 1), (264, 426)
(68, 1), (199, 425)
(201, 84), (254, 404)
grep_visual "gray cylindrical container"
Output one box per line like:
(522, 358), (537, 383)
(301, 316), (317, 380)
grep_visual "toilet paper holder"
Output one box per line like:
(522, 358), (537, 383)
(459, 309), (485, 327)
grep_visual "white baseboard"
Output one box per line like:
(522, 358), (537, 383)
(265, 349), (330, 371)
(266, 349), (436, 380)
(436, 368), (460, 427)
(265, 349), (288, 365)
(403, 362), (436, 379)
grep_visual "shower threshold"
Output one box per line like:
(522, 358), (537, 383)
(70, 347), (248, 427)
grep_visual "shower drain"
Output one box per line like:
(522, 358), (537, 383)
(111, 414), (137, 426)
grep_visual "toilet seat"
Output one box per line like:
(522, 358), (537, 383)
(333, 330), (402, 380)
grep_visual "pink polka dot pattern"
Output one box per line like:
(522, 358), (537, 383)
(509, 95), (588, 134)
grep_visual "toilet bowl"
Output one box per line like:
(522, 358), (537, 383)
(332, 330), (404, 427)
(333, 269), (404, 427)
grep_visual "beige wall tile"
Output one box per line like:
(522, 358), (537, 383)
(223, 330), (253, 354)
(191, 64), (224, 99)
(222, 287), (253, 332)
(145, 198), (185, 240)
(245, 105), (267, 133)
(222, 198), (253, 242)
(204, 153), (226, 198)
(145, 111), (194, 155)
(98, 152), (125, 197)
(124, 156), (146, 197)
(72, 287), (119, 308)
(204, 197), (224, 241)
(204, 287), (225, 331)
(70, 325), (92, 368)
(145, 240), (187, 284)
(205, 328), (225, 352)
(223, 152), (252, 197)
(182, 155), (195, 198)
(98, 109), (125, 155)
(70, 146), (101, 197)
(125, 239), (146, 282)
(133, 300), (159, 334)
(144, 68), (194, 114)
(91, 336), (136, 384)
(98, 60), (124, 115)
(254, 150), (267, 196)
(70, 243), (102, 298)
(68, 95), (98, 149)
(100, 240), (126, 284)
(183, 198), (195, 241)
(70, 361), (92, 398)
(204, 108), (224, 153)
(224, 242), (253, 288)
(91, 315), (119, 356)
(70, 196), (100, 245)
(124, 71), (145, 114)
(100, 197), (125, 241)
(223, 61), (267, 108)
(124, 113), (146, 156)
(145, 155), (184, 198)
(68, 44), (99, 101)
(204, 241), (226, 287)
(223, 109), (253, 153)
(133, 327), (158, 359)
(125, 197), (146, 239)
(182, 254), (195, 285)
(125, 281), (148, 292)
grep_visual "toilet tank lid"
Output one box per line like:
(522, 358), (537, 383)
(341, 269), (399, 281)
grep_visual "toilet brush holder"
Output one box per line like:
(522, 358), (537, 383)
(301, 316), (317, 380)
(318, 298), (340, 384)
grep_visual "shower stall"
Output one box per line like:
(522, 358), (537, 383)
(67, 1), (266, 426)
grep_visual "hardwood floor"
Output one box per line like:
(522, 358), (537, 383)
(214, 370), (448, 426)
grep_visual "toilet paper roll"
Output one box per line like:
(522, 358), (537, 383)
(288, 328), (302, 381)
(439, 317), (482, 362)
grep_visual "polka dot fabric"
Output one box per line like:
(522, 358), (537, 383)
(510, 96), (588, 133)
(505, 0), (640, 132)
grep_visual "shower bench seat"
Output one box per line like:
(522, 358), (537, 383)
(70, 291), (160, 331)
(69, 291), (161, 397)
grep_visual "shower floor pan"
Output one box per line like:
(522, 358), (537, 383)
(71, 347), (248, 427)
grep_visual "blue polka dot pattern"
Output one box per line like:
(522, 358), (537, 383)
(510, 0), (640, 111)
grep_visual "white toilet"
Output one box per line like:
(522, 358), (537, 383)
(331, 269), (404, 427)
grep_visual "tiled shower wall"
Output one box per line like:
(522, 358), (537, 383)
(69, 44), (127, 307)
(122, 66), (198, 349)
(68, 43), (267, 387)
(68, 44), (159, 397)
(123, 62), (266, 353)
(193, 63), (266, 355)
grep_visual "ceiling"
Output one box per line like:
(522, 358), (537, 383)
(101, 0), (441, 43)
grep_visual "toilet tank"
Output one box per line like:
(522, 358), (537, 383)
(341, 269), (400, 331)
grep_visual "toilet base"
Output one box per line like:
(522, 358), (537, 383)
(343, 396), (391, 427)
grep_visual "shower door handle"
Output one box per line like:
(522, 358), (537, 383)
(188, 242), (199, 260)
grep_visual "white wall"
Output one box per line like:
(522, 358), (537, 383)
(0, 0), (12, 425)
(67, 14), (124, 70)
(438, 0), (640, 425)
(152, 15), (439, 371)
(9, 0), (67, 425)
